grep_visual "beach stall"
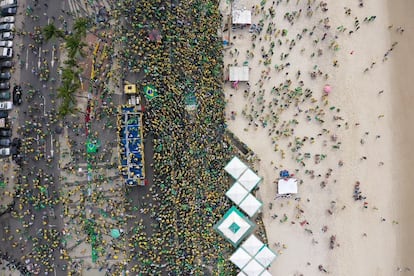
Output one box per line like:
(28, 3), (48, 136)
(224, 156), (248, 180)
(237, 168), (261, 192)
(226, 182), (250, 205)
(214, 206), (255, 247)
(277, 178), (298, 196)
(238, 193), (262, 217)
(232, 9), (252, 25)
(229, 66), (249, 82)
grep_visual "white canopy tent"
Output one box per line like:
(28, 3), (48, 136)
(260, 270), (272, 276)
(232, 9), (252, 25)
(214, 207), (255, 246)
(230, 247), (251, 270)
(255, 246), (277, 268)
(229, 66), (249, 82)
(241, 235), (264, 256)
(226, 182), (249, 205)
(277, 178), (298, 194)
(238, 168), (261, 192)
(239, 193), (262, 217)
(242, 259), (265, 276)
(225, 156), (248, 180)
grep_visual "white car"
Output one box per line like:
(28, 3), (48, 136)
(0, 147), (10, 156)
(0, 47), (11, 58)
(0, 31), (12, 40)
(0, 40), (12, 47)
(0, 101), (12, 110)
(0, 16), (14, 23)
(0, 0), (16, 7)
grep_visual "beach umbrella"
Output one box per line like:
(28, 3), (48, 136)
(323, 85), (332, 94)
(111, 229), (121, 239)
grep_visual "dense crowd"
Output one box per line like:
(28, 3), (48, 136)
(115, 0), (237, 274)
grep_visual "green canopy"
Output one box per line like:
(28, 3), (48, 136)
(86, 138), (100, 153)
(111, 229), (121, 239)
(144, 85), (158, 100)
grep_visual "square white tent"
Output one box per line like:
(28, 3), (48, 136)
(232, 9), (252, 25)
(214, 206), (255, 247)
(229, 66), (249, 82)
(277, 178), (298, 194)
(238, 168), (261, 192)
(226, 182), (249, 205)
(239, 193), (262, 217)
(241, 235), (264, 257)
(230, 247), (251, 270)
(255, 246), (277, 268)
(260, 270), (272, 276)
(242, 259), (265, 276)
(225, 156), (248, 180)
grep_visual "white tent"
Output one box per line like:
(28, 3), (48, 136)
(241, 235), (264, 257)
(225, 156), (248, 180)
(229, 66), (249, 82)
(239, 193), (262, 217)
(232, 9), (252, 25)
(226, 182), (249, 205)
(214, 207), (255, 246)
(277, 178), (298, 194)
(255, 246), (277, 268)
(230, 247), (251, 269)
(242, 259), (265, 276)
(238, 169), (261, 192)
(260, 270), (272, 276)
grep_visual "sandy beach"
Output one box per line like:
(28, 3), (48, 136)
(222, 0), (414, 275)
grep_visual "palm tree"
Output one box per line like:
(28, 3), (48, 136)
(65, 34), (87, 59)
(63, 58), (78, 68)
(73, 17), (90, 38)
(43, 23), (64, 41)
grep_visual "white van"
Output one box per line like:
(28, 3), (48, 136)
(0, 47), (12, 58)
(0, 0), (17, 8)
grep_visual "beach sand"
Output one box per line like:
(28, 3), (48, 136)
(222, 0), (414, 275)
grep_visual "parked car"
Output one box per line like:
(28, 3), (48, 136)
(0, 100), (11, 110)
(0, 60), (12, 68)
(0, 47), (12, 58)
(12, 85), (20, 105)
(0, 110), (6, 118)
(0, 71), (10, 80)
(0, 128), (11, 137)
(0, 0), (17, 7)
(0, 81), (9, 89)
(0, 40), (12, 47)
(0, 16), (14, 23)
(0, 147), (10, 156)
(0, 90), (10, 100)
(0, 31), (13, 40)
(0, 23), (14, 32)
(1, 7), (17, 16)
(0, 137), (10, 146)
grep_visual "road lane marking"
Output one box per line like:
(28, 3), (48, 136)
(38, 46), (41, 69)
(25, 48), (29, 70)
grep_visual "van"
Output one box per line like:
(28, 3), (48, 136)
(0, 47), (11, 58)
(0, 0), (17, 8)
(0, 146), (10, 156)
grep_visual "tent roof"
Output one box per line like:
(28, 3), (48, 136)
(241, 235), (264, 257)
(259, 270), (272, 276)
(230, 247), (251, 270)
(238, 169), (261, 192)
(229, 66), (249, 81)
(224, 156), (248, 179)
(255, 246), (277, 268)
(239, 193), (262, 217)
(214, 206), (255, 246)
(277, 178), (298, 194)
(242, 259), (265, 276)
(226, 182), (249, 205)
(232, 9), (252, 24)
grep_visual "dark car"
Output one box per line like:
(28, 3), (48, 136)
(0, 71), (10, 80)
(0, 90), (9, 100)
(0, 81), (9, 90)
(0, 128), (11, 137)
(0, 137), (10, 146)
(12, 85), (21, 105)
(0, 60), (12, 68)
(0, 110), (7, 118)
(1, 7), (17, 16)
